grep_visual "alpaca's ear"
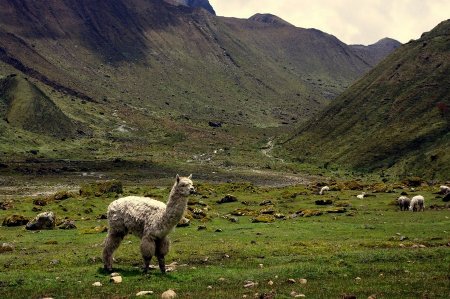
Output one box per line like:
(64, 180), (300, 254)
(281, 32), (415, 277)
(188, 174), (192, 179)
(176, 174), (180, 183)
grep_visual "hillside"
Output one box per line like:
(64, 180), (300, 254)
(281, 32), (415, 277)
(0, 0), (399, 166)
(0, 74), (83, 138)
(283, 20), (450, 179)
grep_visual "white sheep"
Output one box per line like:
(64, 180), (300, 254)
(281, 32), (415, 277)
(103, 174), (195, 273)
(319, 186), (330, 195)
(397, 196), (411, 211)
(356, 192), (366, 199)
(409, 195), (425, 212)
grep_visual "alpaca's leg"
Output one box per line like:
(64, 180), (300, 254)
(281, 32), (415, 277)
(156, 237), (170, 274)
(140, 236), (156, 273)
(103, 230), (125, 272)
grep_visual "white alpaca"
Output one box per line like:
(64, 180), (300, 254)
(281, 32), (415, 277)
(103, 174), (195, 273)
(319, 186), (329, 195)
(356, 192), (366, 199)
(397, 196), (411, 211)
(409, 195), (425, 212)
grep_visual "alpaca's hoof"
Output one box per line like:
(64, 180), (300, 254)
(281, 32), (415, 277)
(104, 266), (113, 273)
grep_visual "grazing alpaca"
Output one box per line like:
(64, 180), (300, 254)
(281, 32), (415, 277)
(439, 185), (450, 194)
(356, 192), (366, 199)
(409, 195), (425, 212)
(103, 174), (195, 273)
(319, 186), (329, 195)
(397, 196), (411, 211)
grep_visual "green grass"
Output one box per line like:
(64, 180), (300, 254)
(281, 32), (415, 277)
(1, 179), (449, 298)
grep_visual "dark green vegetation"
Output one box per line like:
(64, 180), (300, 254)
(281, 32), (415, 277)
(283, 20), (450, 179)
(0, 178), (449, 298)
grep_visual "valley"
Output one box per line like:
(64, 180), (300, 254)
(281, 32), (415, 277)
(0, 1), (449, 298)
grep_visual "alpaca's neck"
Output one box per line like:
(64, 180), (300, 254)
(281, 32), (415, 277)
(159, 184), (188, 234)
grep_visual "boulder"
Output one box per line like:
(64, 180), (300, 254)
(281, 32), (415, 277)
(259, 200), (273, 206)
(0, 200), (13, 210)
(136, 291), (154, 296)
(58, 220), (77, 229)
(161, 289), (177, 299)
(298, 209), (323, 217)
(231, 208), (255, 216)
(0, 243), (14, 253)
(177, 217), (190, 227)
(443, 193), (450, 202)
(260, 206), (275, 214)
(217, 194), (238, 204)
(110, 276), (122, 284)
(52, 191), (71, 201)
(208, 121), (222, 128)
(189, 207), (207, 219)
(2, 214), (29, 226)
(315, 199), (333, 205)
(33, 198), (48, 206)
(26, 211), (56, 230)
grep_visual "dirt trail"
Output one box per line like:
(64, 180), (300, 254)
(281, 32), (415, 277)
(261, 137), (285, 163)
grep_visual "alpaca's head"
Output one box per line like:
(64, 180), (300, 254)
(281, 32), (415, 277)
(174, 174), (195, 196)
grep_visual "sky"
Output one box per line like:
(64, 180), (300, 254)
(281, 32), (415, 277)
(209, 0), (450, 45)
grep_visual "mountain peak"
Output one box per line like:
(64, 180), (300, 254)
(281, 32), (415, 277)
(248, 13), (293, 27)
(373, 37), (402, 48)
(164, 0), (216, 15)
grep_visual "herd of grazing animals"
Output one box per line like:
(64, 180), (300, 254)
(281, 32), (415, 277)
(102, 179), (448, 273)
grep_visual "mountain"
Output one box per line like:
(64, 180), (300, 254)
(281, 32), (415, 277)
(283, 20), (450, 179)
(351, 38), (402, 65)
(0, 0), (400, 163)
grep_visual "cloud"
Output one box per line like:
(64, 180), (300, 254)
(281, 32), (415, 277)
(209, 0), (450, 44)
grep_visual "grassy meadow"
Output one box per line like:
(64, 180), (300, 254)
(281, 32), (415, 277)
(0, 174), (449, 299)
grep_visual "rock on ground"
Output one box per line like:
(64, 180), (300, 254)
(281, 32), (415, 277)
(110, 276), (122, 284)
(136, 291), (154, 296)
(161, 289), (177, 299)
(26, 211), (55, 230)
(2, 214), (29, 226)
(0, 243), (14, 253)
